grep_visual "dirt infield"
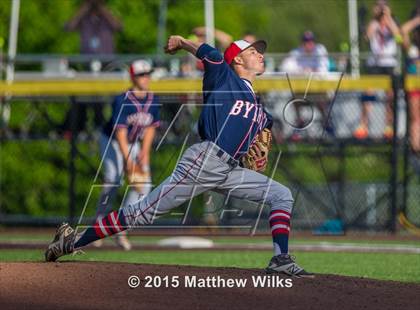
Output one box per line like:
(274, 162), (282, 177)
(1, 262), (419, 310)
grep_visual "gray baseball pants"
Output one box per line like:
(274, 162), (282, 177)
(96, 133), (152, 218)
(122, 141), (293, 227)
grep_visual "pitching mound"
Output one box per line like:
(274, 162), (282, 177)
(1, 262), (419, 310)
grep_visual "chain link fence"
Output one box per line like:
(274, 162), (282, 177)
(0, 76), (419, 234)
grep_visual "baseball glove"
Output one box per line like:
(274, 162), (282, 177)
(127, 164), (150, 193)
(241, 128), (272, 172)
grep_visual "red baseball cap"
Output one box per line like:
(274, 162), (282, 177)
(224, 39), (267, 65)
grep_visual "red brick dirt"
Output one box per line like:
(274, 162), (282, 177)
(1, 262), (419, 310)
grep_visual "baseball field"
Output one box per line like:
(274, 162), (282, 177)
(1, 230), (419, 309)
(1, 1), (420, 309)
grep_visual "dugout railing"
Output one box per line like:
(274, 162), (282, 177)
(1, 52), (353, 81)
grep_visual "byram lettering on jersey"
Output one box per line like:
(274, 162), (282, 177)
(229, 100), (264, 123)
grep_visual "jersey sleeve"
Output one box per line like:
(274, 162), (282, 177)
(111, 95), (128, 129)
(195, 43), (228, 90)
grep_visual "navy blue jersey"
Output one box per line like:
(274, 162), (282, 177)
(103, 91), (160, 143)
(196, 44), (273, 159)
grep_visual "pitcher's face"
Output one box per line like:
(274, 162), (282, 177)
(239, 47), (265, 75)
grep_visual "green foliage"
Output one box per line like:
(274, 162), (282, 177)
(0, 0), (414, 54)
(165, 0), (204, 39)
(0, 140), (69, 215)
(267, 144), (391, 184)
(0, 1), (11, 48)
(0, 138), (393, 217)
(109, 0), (161, 53)
(14, 0), (79, 53)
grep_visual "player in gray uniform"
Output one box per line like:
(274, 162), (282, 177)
(94, 60), (160, 250)
(46, 35), (313, 277)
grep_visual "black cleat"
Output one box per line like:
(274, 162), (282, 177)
(265, 254), (314, 278)
(45, 223), (75, 262)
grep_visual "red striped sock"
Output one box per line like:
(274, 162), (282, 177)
(74, 210), (126, 248)
(269, 209), (291, 255)
(93, 211), (124, 238)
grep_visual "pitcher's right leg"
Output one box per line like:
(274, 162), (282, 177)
(79, 143), (224, 245)
(215, 167), (313, 277)
(45, 142), (230, 261)
(122, 143), (229, 227)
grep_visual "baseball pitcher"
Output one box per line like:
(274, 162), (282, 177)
(46, 36), (312, 277)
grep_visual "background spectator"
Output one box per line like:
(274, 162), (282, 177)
(402, 3), (420, 154)
(182, 27), (232, 76)
(353, 0), (402, 140)
(281, 30), (329, 74)
(280, 31), (332, 141)
(62, 0), (123, 135)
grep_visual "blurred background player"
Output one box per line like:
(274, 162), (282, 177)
(353, 0), (402, 140)
(93, 60), (160, 250)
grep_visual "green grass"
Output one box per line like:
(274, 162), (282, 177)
(1, 234), (419, 247)
(1, 249), (419, 283)
(0, 232), (413, 244)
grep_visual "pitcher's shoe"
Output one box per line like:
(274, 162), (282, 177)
(45, 223), (75, 262)
(265, 254), (314, 278)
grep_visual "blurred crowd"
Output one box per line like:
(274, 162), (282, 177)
(2, 0), (420, 155)
(173, 0), (419, 154)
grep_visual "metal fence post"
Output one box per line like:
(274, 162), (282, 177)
(402, 74), (410, 216)
(338, 142), (346, 225)
(68, 97), (78, 226)
(389, 76), (400, 233)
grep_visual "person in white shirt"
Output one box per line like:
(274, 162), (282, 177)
(402, 5), (420, 155)
(284, 31), (329, 74)
(354, 1), (402, 140)
(280, 31), (332, 141)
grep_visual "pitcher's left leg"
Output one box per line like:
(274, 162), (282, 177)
(216, 167), (313, 277)
(215, 167), (293, 254)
